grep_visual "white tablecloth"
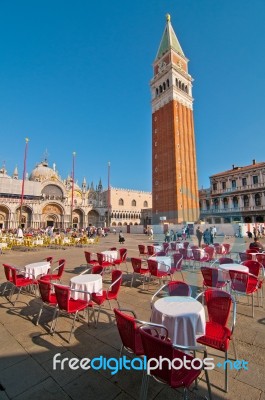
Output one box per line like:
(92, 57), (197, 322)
(149, 256), (171, 272)
(151, 296), (205, 346)
(0, 243), (8, 249)
(218, 263), (249, 281)
(70, 274), (102, 301)
(153, 245), (163, 252)
(101, 250), (118, 262)
(24, 261), (50, 278)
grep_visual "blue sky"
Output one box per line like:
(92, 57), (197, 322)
(0, 0), (264, 192)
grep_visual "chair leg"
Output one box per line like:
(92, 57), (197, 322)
(232, 337), (238, 360)
(205, 368), (213, 400)
(36, 304), (44, 325)
(50, 307), (58, 333)
(68, 312), (78, 343)
(252, 293), (254, 318)
(95, 306), (102, 327)
(139, 372), (149, 400)
(225, 350), (228, 392)
(130, 274), (134, 288)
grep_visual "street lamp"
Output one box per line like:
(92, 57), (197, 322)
(19, 138), (29, 228)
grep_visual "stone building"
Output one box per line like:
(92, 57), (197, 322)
(0, 160), (152, 230)
(199, 160), (265, 224)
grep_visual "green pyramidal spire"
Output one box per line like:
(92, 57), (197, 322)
(155, 14), (185, 60)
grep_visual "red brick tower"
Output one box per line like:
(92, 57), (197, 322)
(151, 14), (199, 224)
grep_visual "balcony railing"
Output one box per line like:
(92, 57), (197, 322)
(201, 205), (265, 214)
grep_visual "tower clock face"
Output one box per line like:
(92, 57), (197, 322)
(158, 60), (167, 73)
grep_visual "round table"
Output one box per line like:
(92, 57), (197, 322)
(24, 261), (51, 278)
(149, 256), (171, 272)
(151, 296), (205, 346)
(218, 263), (249, 281)
(101, 250), (118, 262)
(70, 274), (102, 301)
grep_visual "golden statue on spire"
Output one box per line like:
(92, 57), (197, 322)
(166, 13), (171, 22)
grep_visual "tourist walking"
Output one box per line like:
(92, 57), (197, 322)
(196, 226), (203, 248)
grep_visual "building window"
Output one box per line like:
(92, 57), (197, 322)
(118, 198), (124, 206)
(143, 201), (148, 207)
(212, 183), (217, 191)
(242, 177), (247, 186)
(231, 180), (236, 189)
(206, 200), (210, 210)
(223, 198), (228, 209)
(222, 182), (226, 190)
(243, 195), (249, 207)
(131, 200), (136, 207)
(213, 199), (219, 210)
(253, 175), (258, 184)
(255, 193), (261, 206)
(233, 196), (238, 208)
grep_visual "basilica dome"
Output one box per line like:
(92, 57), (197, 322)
(29, 161), (59, 182)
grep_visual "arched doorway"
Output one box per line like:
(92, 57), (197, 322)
(15, 206), (33, 229)
(0, 205), (10, 229)
(42, 203), (64, 228)
(87, 210), (100, 227)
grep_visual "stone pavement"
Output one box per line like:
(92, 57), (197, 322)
(0, 233), (264, 400)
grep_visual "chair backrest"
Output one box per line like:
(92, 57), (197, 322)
(84, 251), (92, 263)
(238, 252), (252, 262)
(109, 247), (117, 251)
(241, 260), (261, 277)
(147, 245), (155, 256)
(201, 267), (219, 288)
(190, 245), (199, 250)
(229, 270), (249, 293)
(97, 253), (105, 265)
(56, 259), (66, 278)
(54, 284), (70, 311)
(172, 253), (183, 270)
(91, 265), (104, 275)
(155, 251), (166, 256)
(256, 253), (265, 267)
(46, 256), (53, 263)
(131, 257), (143, 273)
(170, 242), (177, 251)
(139, 326), (201, 387)
(114, 308), (144, 355)
(119, 248), (127, 261)
(223, 243), (231, 254)
(183, 241), (189, 249)
(38, 279), (54, 303)
(192, 249), (202, 262)
(138, 244), (146, 256)
(178, 248), (188, 259)
(166, 281), (191, 296)
(219, 257), (234, 265)
(162, 242), (169, 253)
(215, 245), (224, 255)
(147, 259), (158, 276)
(9, 266), (19, 285)
(246, 248), (259, 254)
(108, 270), (122, 296)
(3, 264), (12, 281)
(204, 246), (215, 260)
(203, 289), (233, 327)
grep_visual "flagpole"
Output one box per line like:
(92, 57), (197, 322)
(19, 138), (29, 228)
(107, 161), (111, 227)
(71, 152), (76, 228)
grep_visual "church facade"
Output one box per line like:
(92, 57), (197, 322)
(0, 161), (152, 230)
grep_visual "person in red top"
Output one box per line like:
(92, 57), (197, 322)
(249, 237), (264, 252)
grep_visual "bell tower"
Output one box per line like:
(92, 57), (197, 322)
(151, 14), (199, 224)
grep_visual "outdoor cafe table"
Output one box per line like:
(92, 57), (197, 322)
(218, 263), (249, 281)
(101, 250), (118, 262)
(149, 255), (172, 272)
(151, 296), (205, 346)
(24, 261), (51, 279)
(70, 274), (102, 301)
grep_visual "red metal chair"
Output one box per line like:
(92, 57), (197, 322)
(238, 252), (252, 262)
(171, 253), (184, 280)
(241, 260), (264, 305)
(183, 241), (190, 249)
(130, 257), (150, 289)
(147, 245), (156, 257)
(162, 242), (170, 254)
(139, 324), (212, 400)
(41, 259), (66, 282)
(8, 265), (35, 305)
(91, 270), (123, 327)
(229, 270), (259, 317)
(2, 263), (24, 296)
(36, 279), (57, 330)
(53, 284), (95, 342)
(200, 266), (227, 290)
(113, 248), (128, 272)
(223, 243), (231, 256)
(151, 280), (192, 307)
(96, 252), (115, 272)
(178, 247), (193, 267)
(84, 251), (98, 266)
(114, 308), (145, 356)
(196, 289), (237, 393)
(147, 259), (171, 290)
(256, 253), (265, 267)
(219, 257), (234, 265)
(192, 249), (209, 269)
(80, 265), (104, 275)
(246, 248), (259, 254)
(138, 244), (148, 258)
(204, 246), (215, 262)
